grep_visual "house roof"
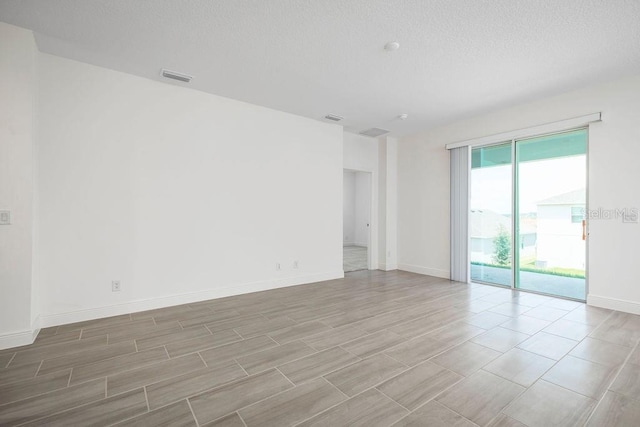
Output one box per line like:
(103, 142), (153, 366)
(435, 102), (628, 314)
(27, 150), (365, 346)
(537, 189), (586, 206)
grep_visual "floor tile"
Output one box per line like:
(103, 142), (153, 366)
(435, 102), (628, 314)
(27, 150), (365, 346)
(234, 316), (297, 339)
(205, 314), (268, 333)
(522, 306), (570, 322)
(503, 380), (596, 427)
(517, 331), (578, 360)
(431, 342), (502, 376)
(391, 401), (476, 427)
(471, 327), (530, 352)
(384, 335), (451, 366)
(199, 335), (278, 365)
(236, 341), (315, 374)
(298, 387), (407, 427)
(424, 322), (486, 346)
(80, 317), (158, 340)
(500, 316), (551, 335)
(0, 362), (40, 387)
(436, 370), (524, 426)
(9, 335), (109, 367)
(113, 399), (197, 426)
(188, 369), (294, 424)
(107, 353), (205, 396)
(70, 346), (168, 385)
(542, 318), (595, 341)
(569, 337), (631, 367)
(278, 346), (359, 384)
(0, 352), (15, 369)
(324, 353), (406, 396)
(135, 325), (211, 351)
(543, 355), (618, 399)
(465, 312), (512, 329)
(268, 321), (332, 344)
(486, 413), (528, 426)
(165, 329), (242, 358)
(483, 348), (556, 387)
(238, 377), (346, 427)
(389, 308), (471, 339)
(585, 390), (640, 426)
(563, 305), (611, 326)
(0, 378), (105, 426)
(202, 412), (245, 426)
(0, 369), (71, 405)
(544, 299), (583, 311)
(377, 361), (462, 410)
(609, 362), (640, 400)
(56, 314), (133, 334)
(146, 359), (247, 409)
(19, 388), (147, 427)
(37, 340), (137, 376)
(488, 303), (532, 318)
(302, 324), (369, 351)
(341, 330), (407, 358)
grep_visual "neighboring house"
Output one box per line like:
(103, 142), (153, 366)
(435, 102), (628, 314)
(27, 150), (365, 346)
(470, 209), (536, 264)
(536, 189), (586, 269)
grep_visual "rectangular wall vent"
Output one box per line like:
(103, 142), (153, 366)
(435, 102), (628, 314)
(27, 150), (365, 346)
(161, 69), (193, 83)
(324, 114), (344, 122)
(359, 128), (390, 137)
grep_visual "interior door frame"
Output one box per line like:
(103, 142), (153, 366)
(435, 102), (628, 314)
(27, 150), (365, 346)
(343, 168), (375, 271)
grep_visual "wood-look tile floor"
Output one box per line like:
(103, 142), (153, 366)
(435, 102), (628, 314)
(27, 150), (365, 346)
(1, 270), (640, 426)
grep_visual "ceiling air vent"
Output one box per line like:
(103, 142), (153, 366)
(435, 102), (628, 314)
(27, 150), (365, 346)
(324, 114), (344, 122)
(359, 128), (390, 138)
(161, 69), (193, 83)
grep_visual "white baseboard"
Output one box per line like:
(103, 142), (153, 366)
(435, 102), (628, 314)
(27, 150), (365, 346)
(398, 263), (450, 279)
(379, 263), (398, 271)
(0, 329), (36, 350)
(38, 270), (344, 329)
(0, 316), (42, 350)
(587, 294), (640, 315)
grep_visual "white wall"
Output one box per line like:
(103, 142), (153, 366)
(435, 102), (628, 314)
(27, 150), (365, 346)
(354, 172), (371, 247)
(0, 23), (39, 348)
(398, 74), (640, 313)
(343, 171), (356, 245)
(36, 52), (344, 326)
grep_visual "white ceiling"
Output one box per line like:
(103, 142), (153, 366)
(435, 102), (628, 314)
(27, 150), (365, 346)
(1, 0), (640, 136)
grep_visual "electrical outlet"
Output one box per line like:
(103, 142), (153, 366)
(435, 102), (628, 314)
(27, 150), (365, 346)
(112, 280), (121, 292)
(0, 210), (10, 225)
(293, 260), (299, 269)
(276, 263), (281, 271)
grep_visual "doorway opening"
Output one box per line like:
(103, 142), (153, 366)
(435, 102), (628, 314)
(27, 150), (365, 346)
(343, 170), (371, 272)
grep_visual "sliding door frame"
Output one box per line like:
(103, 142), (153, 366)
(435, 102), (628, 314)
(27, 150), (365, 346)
(470, 127), (589, 302)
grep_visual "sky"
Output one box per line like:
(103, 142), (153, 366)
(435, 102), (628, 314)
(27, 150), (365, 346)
(470, 155), (586, 215)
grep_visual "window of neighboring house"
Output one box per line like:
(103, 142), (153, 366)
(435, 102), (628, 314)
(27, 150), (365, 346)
(571, 206), (584, 223)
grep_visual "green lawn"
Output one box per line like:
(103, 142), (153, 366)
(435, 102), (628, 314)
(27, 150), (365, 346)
(471, 258), (585, 279)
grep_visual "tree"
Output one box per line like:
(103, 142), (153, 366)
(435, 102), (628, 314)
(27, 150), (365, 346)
(492, 225), (511, 266)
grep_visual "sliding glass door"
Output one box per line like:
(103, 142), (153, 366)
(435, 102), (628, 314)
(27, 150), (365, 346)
(469, 129), (587, 300)
(515, 130), (586, 299)
(470, 143), (512, 287)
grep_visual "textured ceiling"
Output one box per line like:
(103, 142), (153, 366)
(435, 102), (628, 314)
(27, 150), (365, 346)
(1, 0), (640, 136)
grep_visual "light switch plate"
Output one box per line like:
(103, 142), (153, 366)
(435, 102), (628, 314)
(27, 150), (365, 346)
(0, 210), (10, 225)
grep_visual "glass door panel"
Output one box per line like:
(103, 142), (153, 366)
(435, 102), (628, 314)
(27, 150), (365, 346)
(470, 143), (513, 286)
(515, 129), (587, 300)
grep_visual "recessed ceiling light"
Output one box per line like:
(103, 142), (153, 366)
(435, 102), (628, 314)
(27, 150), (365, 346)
(384, 41), (400, 51)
